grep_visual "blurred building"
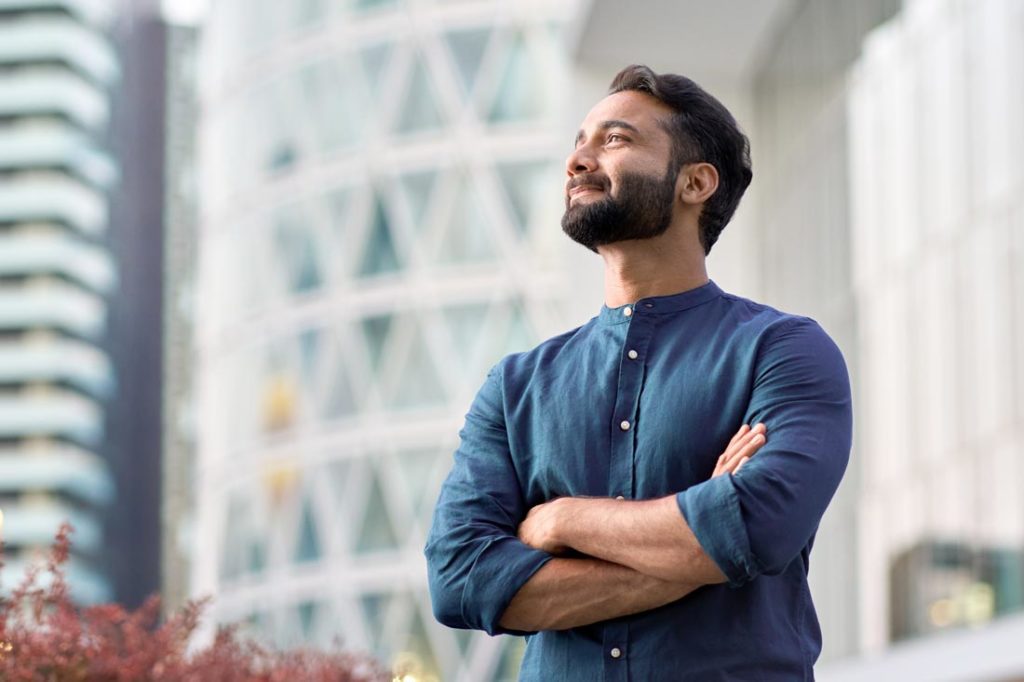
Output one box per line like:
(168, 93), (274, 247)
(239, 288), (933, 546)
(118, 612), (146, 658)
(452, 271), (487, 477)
(825, 0), (1024, 677)
(0, 0), (167, 610)
(102, 0), (167, 609)
(189, 1), (578, 679)
(0, 0), (120, 602)
(161, 18), (199, 619)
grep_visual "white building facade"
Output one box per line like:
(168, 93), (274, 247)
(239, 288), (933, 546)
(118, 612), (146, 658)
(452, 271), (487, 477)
(192, 0), (578, 679)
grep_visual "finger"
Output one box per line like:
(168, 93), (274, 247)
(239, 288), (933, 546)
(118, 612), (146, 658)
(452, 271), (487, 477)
(727, 424), (750, 449)
(717, 424), (767, 477)
(734, 456), (750, 474)
(723, 433), (765, 471)
(723, 423), (765, 462)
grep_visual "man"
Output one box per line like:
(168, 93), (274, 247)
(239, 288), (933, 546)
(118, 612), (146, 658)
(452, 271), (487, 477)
(424, 64), (852, 681)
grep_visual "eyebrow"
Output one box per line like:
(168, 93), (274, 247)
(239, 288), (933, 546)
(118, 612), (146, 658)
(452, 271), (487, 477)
(574, 119), (642, 147)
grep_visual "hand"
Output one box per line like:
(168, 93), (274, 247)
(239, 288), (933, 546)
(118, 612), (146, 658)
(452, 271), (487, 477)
(712, 422), (766, 478)
(518, 497), (571, 555)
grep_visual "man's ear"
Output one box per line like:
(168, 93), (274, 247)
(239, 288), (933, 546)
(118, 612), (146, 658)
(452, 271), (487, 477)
(678, 162), (719, 206)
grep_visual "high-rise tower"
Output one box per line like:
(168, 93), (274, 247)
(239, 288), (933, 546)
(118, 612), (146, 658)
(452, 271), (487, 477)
(0, 0), (119, 603)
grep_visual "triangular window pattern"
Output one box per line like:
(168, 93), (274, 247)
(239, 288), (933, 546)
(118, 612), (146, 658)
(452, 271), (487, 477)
(247, 541), (265, 575)
(355, 468), (399, 553)
(221, 493), (265, 580)
(497, 160), (551, 236)
(361, 313), (393, 374)
(298, 329), (321, 388)
(444, 27), (491, 95)
(478, 302), (533, 369)
(360, 592), (391, 655)
(360, 42), (393, 105)
(395, 448), (442, 519)
(326, 460), (352, 536)
(326, 188), (350, 239)
(297, 601), (319, 640)
(294, 493), (322, 563)
(320, 336), (357, 420)
(399, 170), (438, 235)
(358, 196), (401, 276)
(396, 55), (443, 134)
(503, 303), (534, 355)
(391, 321), (446, 409)
(442, 301), (489, 368)
(273, 207), (323, 294)
(489, 34), (543, 123)
(298, 59), (362, 153)
(438, 175), (496, 264)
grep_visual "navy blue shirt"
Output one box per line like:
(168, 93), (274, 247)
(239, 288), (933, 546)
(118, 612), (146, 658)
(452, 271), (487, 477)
(425, 280), (853, 681)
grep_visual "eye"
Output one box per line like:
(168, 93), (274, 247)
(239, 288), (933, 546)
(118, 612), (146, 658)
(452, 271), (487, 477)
(606, 133), (628, 145)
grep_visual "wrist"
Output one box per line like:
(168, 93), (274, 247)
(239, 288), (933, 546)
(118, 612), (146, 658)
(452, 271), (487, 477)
(551, 496), (576, 549)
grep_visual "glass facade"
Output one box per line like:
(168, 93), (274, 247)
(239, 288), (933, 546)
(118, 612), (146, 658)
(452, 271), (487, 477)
(849, 0), (1024, 653)
(0, 0), (117, 603)
(193, 1), (576, 679)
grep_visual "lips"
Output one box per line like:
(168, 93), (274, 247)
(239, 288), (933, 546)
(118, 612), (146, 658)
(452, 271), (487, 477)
(568, 185), (603, 198)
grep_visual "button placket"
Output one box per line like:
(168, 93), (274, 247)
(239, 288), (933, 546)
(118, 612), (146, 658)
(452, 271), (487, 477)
(609, 311), (651, 500)
(605, 311), (648, 682)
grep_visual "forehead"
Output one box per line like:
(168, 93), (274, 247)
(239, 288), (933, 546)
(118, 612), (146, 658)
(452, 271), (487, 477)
(578, 90), (674, 136)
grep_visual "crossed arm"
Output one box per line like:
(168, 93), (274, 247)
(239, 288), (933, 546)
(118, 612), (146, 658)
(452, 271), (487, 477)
(499, 423), (766, 632)
(426, 317), (853, 637)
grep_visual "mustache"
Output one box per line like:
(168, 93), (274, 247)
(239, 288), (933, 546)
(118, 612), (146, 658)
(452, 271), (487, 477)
(566, 174), (611, 192)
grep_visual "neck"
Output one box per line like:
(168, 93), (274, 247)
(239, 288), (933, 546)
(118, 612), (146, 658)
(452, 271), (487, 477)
(598, 228), (708, 307)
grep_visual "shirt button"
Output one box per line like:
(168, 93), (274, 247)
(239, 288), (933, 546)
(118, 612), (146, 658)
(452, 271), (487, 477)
(619, 420), (631, 431)
(622, 306), (633, 317)
(610, 647), (622, 659)
(615, 495), (624, 500)
(627, 349), (638, 360)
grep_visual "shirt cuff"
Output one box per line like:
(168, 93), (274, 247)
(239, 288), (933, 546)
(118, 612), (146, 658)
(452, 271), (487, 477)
(676, 474), (759, 588)
(462, 535), (553, 636)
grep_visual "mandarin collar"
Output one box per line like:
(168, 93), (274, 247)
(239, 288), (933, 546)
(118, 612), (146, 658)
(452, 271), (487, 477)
(598, 279), (724, 325)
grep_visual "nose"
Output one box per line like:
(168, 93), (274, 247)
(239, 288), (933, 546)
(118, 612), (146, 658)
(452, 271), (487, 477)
(565, 143), (597, 177)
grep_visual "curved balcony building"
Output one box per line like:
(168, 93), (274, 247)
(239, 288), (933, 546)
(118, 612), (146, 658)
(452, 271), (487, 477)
(192, 1), (578, 679)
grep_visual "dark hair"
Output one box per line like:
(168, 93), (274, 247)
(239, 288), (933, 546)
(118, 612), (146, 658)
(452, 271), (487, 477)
(608, 64), (753, 255)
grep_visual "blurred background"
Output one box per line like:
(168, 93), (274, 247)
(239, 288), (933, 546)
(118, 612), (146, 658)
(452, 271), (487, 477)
(0, 0), (1022, 679)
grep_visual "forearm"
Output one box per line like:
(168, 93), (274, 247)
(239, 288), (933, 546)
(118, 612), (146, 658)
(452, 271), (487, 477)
(556, 495), (727, 585)
(499, 556), (699, 632)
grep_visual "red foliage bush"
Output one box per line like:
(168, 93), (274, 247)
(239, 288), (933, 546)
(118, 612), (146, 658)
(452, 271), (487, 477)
(0, 523), (389, 681)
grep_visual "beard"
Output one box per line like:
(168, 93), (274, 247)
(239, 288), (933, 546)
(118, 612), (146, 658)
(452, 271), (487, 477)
(561, 165), (677, 252)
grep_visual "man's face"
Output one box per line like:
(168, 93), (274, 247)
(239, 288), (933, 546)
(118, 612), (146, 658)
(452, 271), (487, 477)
(561, 90), (679, 251)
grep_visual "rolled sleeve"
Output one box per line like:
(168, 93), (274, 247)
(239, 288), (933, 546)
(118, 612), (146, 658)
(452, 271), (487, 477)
(424, 363), (553, 636)
(677, 316), (853, 587)
(675, 474), (759, 587)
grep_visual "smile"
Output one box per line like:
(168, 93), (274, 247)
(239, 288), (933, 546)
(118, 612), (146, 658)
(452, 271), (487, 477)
(569, 185), (604, 198)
